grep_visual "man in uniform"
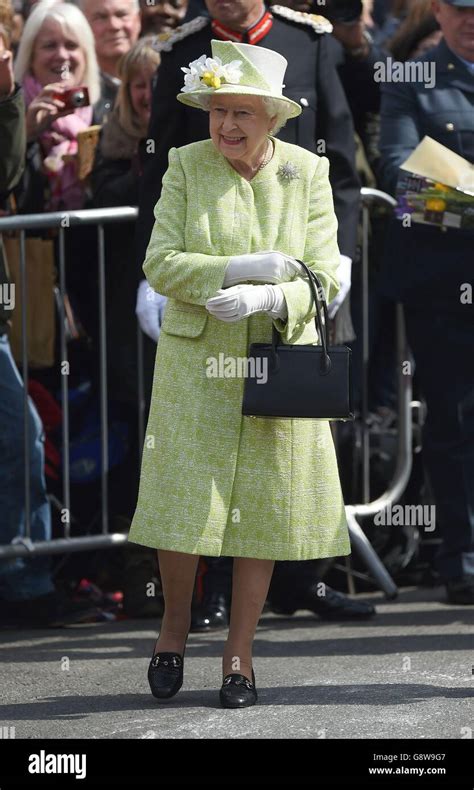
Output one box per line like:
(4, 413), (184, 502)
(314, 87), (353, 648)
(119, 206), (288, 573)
(379, 0), (474, 604)
(135, 0), (376, 627)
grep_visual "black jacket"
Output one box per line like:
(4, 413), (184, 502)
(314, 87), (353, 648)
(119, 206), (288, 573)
(88, 115), (151, 403)
(94, 71), (120, 126)
(135, 10), (360, 274)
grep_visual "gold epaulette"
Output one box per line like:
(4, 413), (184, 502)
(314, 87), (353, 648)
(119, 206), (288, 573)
(271, 5), (333, 34)
(151, 16), (210, 53)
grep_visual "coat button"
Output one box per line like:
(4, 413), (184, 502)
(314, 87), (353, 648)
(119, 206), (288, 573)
(447, 63), (455, 70)
(446, 122), (455, 131)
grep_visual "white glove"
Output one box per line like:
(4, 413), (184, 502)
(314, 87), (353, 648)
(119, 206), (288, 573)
(136, 279), (168, 342)
(222, 250), (301, 287)
(206, 283), (288, 323)
(328, 255), (352, 320)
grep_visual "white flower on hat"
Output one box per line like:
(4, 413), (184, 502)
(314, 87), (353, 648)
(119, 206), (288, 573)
(181, 54), (207, 92)
(182, 70), (203, 92)
(181, 54), (243, 92)
(219, 58), (244, 84)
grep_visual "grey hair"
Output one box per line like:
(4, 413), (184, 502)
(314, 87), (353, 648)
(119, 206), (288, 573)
(261, 96), (293, 135)
(199, 93), (292, 134)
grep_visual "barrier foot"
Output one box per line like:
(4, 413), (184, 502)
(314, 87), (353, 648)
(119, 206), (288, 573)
(345, 506), (398, 600)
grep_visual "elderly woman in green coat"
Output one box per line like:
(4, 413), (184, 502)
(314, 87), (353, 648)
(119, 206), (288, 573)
(128, 38), (351, 708)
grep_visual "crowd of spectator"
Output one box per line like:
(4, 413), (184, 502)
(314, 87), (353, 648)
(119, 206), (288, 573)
(1, 0), (473, 627)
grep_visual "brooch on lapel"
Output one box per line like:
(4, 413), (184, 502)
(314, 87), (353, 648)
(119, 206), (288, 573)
(277, 162), (300, 182)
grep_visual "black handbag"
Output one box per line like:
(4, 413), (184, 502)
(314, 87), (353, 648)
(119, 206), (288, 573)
(242, 259), (354, 420)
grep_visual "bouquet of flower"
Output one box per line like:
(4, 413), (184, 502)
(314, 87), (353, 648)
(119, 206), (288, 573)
(395, 136), (474, 231)
(395, 172), (474, 230)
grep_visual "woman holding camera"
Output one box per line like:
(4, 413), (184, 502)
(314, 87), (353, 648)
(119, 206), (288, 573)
(14, 0), (100, 212)
(12, 1), (101, 344)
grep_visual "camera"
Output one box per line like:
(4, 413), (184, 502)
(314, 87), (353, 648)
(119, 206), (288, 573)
(53, 86), (90, 110)
(321, 0), (363, 24)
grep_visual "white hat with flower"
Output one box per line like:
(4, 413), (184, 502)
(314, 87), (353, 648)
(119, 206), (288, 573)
(177, 39), (302, 120)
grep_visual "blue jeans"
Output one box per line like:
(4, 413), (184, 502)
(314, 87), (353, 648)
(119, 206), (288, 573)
(0, 333), (55, 601)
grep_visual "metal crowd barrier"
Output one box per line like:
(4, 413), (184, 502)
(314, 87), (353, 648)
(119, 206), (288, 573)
(0, 207), (138, 558)
(0, 193), (414, 599)
(345, 188), (407, 599)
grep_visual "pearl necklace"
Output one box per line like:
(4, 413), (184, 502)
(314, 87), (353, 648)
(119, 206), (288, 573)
(257, 138), (274, 172)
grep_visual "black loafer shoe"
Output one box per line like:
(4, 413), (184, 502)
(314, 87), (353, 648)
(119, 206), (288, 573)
(219, 669), (257, 709)
(190, 593), (229, 632)
(270, 584), (376, 621)
(446, 576), (474, 605)
(147, 652), (184, 700)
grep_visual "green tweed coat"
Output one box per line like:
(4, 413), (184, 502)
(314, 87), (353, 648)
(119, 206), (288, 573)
(128, 136), (351, 561)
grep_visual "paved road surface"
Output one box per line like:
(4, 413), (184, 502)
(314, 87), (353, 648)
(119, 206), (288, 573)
(1, 587), (472, 740)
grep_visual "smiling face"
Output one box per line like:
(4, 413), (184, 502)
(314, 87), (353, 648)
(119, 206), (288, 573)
(139, 0), (188, 35)
(129, 66), (153, 126)
(83, 0), (140, 71)
(209, 93), (276, 166)
(432, 0), (474, 61)
(31, 17), (86, 86)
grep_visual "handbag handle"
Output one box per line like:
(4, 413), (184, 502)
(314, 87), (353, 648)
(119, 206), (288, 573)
(271, 259), (331, 375)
